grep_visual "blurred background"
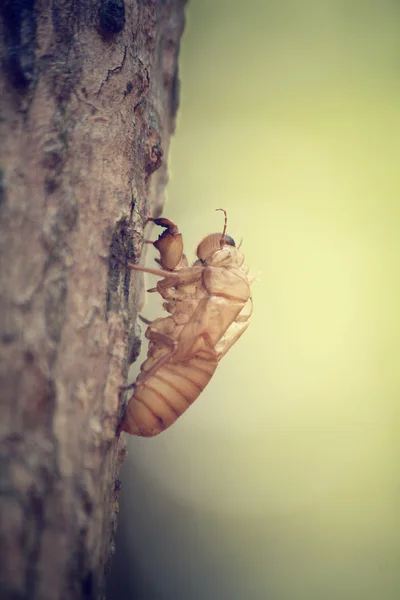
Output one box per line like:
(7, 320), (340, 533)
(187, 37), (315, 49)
(108, 1), (399, 598)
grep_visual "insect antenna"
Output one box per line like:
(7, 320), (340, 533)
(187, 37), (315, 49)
(216, 208), (228, 248)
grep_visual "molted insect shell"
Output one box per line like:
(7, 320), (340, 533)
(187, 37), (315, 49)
(119, 210), (253, 437)
(196, 233), (235, 262)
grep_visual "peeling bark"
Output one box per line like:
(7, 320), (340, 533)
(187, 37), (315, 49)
(0, 1), (187, 598)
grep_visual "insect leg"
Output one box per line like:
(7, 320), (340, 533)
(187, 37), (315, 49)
(138, 314), (152, 325)
(147, 217), (179, 231)
(146, 330), (177, 351)
(117, 259), (181, 279)
(147, 217), (184, 270)
(136, 342), (178, 385)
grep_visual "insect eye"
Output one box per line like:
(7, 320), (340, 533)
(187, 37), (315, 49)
(224, 234), (235, 247)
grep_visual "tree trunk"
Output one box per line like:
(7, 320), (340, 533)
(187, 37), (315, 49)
(0, 1), (187, 598)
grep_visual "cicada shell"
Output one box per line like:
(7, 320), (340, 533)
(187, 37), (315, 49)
(120, 209), (253, 437)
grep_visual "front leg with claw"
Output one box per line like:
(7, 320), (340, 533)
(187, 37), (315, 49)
(146, 217), (186, 270)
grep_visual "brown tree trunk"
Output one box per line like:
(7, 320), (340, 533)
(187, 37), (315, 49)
(0, 1), (187, 598)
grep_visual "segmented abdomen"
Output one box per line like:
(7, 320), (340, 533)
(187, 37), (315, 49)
(121, 348), (218, 437)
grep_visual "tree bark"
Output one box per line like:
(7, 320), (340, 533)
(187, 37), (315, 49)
(0, 1), (187, 598)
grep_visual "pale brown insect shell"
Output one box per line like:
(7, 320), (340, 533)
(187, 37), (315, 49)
(120, 221), (253, 437)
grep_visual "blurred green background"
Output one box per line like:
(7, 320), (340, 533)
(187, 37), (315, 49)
(108, 1), (399, 598)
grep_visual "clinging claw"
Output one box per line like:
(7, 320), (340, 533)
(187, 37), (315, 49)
(147, 217), (184, 270)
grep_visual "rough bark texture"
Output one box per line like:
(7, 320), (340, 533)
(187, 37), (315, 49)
(0, 1), (187, 598)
